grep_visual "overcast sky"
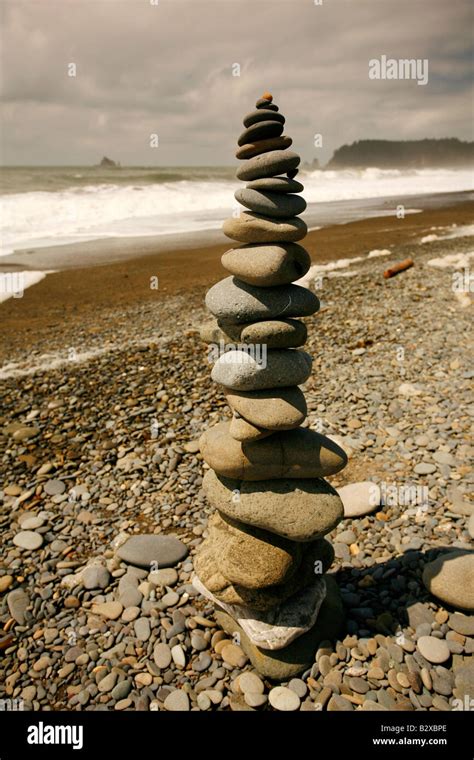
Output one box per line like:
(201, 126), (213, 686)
(1, 0), (472, 166)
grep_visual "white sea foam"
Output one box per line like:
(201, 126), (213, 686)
(327, 270), (361, 278)
(420, 224), (474, 244)
(367, 249), (392, 258)
(0, 180), (235, 257)
(426, 251), (474, 269)
(1, 168), (472, 258)
(0, 271), (48, 302)
(296, 248), (392, 288)
(302, 168), (473, 204)
(0, 334), (167, 380)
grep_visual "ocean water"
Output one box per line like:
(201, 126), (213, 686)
(0, 165), (473, 258)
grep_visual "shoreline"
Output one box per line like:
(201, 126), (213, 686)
(1, 199), (473, 364)
(1, 189), (472, 273)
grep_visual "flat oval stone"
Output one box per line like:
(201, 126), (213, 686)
(229, 415), (272, 442)
(44, 479), (66, 495)
(243, 109), (285, 128)
(223, 211), (307, 243)
(237, 672), (265, 694)
(7, 588), (29, 624)
(194, 540), (331, 611)
(241, 319), (307, 348)
(20, 515), (44, 530)
(199, 422), (348, 481)
(247, 177), (304, 193)
(236, 136), (292, 160)
(422, 550), (474, 611)
(202, 469), (344, 540)
(238, 120), (284, 146)
(153, 643), (172, 669)
(92, 601), (123, 620)
(217, 318), (307, 349)
(225, 386), (307, 430)
(208, 511), (301, 588)
(206, 276), (318, 323)
(221, 243), (311, 287)
(211, 349), (312, 391)
(269, 686), (301, 711)
(337, 481), (381, 517)
(164, 690), (190, 712)
(256, 98), (278, 110)
(13, 531), (43, 550)
(116, 534), (188, 568)
(235, 189), (306, 218)
(149, 568), (178, 587)
(236, 150), (300, 181)
(201, 317), (307, 349)
(417, 636), (451, 664)
(448, 613), (474, 636)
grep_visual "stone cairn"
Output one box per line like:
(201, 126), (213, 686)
(193, 93), (348, 680)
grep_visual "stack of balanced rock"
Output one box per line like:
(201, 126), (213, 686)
(193, 93), (348, 680)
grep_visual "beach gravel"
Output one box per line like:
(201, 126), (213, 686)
(0, 226), (472, 711)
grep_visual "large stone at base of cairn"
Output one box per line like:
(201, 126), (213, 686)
(194, 573), (327, 650)
(215, 576), (345, 681)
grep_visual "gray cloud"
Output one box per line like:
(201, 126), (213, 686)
(1, 0), (472, 165)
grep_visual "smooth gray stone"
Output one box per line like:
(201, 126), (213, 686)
(243, 109), (285, 128)
(201, 317), (306, 349)
(223, 212), (307, 243)
(222, 318), (308, 349)
(193, 575), (327, 650)
(236, 150), (300, 181)
(164, 690), (190, 711)
(246, 177), (304, 193)
(116, 535), (188, 569)
(7, 588), (29, 624)
(236, 136), (292, 161)
(205, 276), (319, 323)
(238, 120), (284, 146)
(202, 468), (345, 538)
(13, 531), (43, 550)
(211, 349), (312, 391)
(449, 613), (474, 636)
(44, 479), (66, 495)
(337, 481), (381, 517)
(235, 188), (306, 218)
(423, 550), (474, 611)
(256, 98), (278, 110)
(118, 574), (143, 607)
(153, 643), (172, 668)
(82, 566), (110, 590)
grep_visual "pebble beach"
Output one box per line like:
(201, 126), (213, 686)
(1, 200), (473, 713)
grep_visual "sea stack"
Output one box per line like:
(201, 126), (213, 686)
(194, 93), (348, 680)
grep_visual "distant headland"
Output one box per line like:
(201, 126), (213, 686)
(322, 138), (474, 169)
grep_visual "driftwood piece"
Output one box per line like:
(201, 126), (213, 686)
(383, 258), (414, 279)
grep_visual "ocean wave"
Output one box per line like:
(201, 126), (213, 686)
(1, 168), (472, 257)
(301, 167), (474, 203)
